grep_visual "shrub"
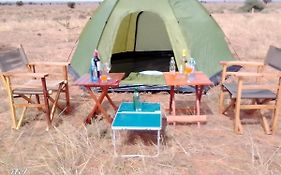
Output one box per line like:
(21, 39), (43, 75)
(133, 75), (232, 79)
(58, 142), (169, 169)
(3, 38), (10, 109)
(67, 2), (75, 9)
(16, 1), (24, 6)
(240, 0), (265, 12)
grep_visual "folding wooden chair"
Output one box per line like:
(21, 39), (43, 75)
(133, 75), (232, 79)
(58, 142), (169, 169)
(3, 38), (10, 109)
(0, 45), (70, 130)
(219, 45), (281, 134)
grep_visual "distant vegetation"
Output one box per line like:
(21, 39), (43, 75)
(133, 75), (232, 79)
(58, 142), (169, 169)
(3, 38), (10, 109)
(0, 1), (98, 6)
(240, 0), (270, 12)
(67, 2), (76, 9)
(16, 1), (24, 6)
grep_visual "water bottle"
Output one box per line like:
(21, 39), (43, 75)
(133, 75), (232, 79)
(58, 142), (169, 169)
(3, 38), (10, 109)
(93, 49), (101, 79)
(169, 57), (176, 74)
(188, 57), (196, 81)
(180, 49), (187, 74)
(133, 88), (141, 112)
(90, 58), (98, 82)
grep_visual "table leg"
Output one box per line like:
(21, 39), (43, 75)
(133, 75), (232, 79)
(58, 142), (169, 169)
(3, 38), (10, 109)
(169, 86), (176, 125)
(195, 85), (203, 127)
(105, 93), (118, 111)
(169, 86), (175, 114)
(157, 130), (160, 157)
(112, 129), (117, 157)
(93, 88), (108, 114)
(85, 87), (112, 124)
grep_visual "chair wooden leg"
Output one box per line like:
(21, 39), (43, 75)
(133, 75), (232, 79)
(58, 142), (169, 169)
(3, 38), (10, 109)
(64, 83), (71, 113)
(235, 80), (243, 134)
(234, 106), (243, 134)
(35, 94), (40, 104)
(261, 115), (271, 135)
(272, 78), (281, 134)
(41, 78), (51, 130)
(251, 99), (271, 135)
(222, 99), (235, 115)
(5, 79), (17, 129)
(16, 107), (27, 129)
(35, 94), (44, 111)
(219, 90), (226, 114)
(20, 94), (45, 112)
(62, 66), (70, 113)
(271, 105), (280, 134)
(50, 83), (63, 121)
(8, 95), (17, 129)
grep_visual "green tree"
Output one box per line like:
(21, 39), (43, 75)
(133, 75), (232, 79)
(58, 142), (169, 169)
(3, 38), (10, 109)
(16, 1), (24, 6)
(67, 2), (75, 9)
(240, 0), (267, 12)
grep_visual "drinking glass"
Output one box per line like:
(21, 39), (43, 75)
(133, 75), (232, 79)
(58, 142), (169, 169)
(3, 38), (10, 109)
(103, 61), (111, 80)
(184, 64), (193, 82)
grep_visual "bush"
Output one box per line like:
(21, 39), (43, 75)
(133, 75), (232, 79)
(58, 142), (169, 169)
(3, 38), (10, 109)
(240, 0), (265, 12)
(16, 1), (24, 6)
(67, 2), (75, 9)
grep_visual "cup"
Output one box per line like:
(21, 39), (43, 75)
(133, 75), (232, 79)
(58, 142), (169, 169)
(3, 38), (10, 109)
(184, 65), (194, 82)
(100, 74), (107, 82)
(103, 62), (111, 80)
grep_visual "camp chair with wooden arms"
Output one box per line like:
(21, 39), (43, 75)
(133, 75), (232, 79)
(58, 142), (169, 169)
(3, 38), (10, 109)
(219, 46), (281, 135)
(0, 45), (70, 130)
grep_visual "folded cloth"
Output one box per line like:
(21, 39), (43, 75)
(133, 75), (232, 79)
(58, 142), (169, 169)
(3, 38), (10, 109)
(121, 72), (165, 85)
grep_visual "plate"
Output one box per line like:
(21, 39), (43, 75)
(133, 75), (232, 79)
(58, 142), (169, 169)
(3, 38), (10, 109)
(139, 70), (163, 76)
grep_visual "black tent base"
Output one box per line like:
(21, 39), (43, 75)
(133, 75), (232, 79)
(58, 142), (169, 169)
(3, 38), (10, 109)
(69, 49), (241, 93)
(108, 84), (196, 93)
(111, 50), (174, 78)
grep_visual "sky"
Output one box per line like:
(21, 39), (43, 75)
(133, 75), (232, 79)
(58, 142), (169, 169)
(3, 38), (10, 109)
(0, 0), (280, 2)
(0, 0), (102, 2)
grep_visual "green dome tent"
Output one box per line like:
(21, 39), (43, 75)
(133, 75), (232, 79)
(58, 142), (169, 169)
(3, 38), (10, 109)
(70, 0), (235, 89)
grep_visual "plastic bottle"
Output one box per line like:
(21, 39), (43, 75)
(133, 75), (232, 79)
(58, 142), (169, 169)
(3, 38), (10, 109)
(90, 58), (98, 82)
(133, 88), (141, 112)
(180, 49), (187, 74)
(169, 57), (176, 74)
(188, 57), (196, 81)
(188, 57), (196, 71)
(93, 49), (101, 79)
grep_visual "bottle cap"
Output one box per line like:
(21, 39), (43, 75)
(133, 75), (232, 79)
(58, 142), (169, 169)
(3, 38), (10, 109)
(93, 49), (99, 57)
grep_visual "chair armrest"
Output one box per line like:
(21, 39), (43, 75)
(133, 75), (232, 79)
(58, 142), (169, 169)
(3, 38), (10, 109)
(28, 61), (69, 80)
(28, 61), (70, 67)
(220, 61), (264, 67)
(228, 72), (281, 78)
(2, 72), (48, 78)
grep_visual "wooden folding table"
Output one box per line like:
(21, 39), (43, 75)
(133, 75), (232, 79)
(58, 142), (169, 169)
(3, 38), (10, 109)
(164, 72), (213, 126)
(74, 73), (125, 124)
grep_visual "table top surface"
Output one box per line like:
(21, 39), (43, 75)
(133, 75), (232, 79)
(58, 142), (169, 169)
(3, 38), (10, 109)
(74, 73), (125, 87)
(164, 71), (213, 86)
(112, 102), (162, 130)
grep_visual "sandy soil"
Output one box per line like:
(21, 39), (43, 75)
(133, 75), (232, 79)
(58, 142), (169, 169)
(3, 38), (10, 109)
(0, 3), (281, 175)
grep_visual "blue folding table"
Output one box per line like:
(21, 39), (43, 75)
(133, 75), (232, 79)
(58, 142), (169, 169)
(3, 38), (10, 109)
(112, 102), (162, 157)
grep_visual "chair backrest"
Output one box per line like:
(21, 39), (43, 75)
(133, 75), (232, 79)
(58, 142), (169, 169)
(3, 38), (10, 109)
(0, 46), (28, 72)
(264, 45), (281, 71)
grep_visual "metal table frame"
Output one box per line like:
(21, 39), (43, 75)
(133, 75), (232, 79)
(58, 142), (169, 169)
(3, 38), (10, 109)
(111, 102), (162, 157)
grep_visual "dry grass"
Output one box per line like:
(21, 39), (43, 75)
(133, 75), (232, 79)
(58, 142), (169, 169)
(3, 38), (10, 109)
(0, 3), (281, 175)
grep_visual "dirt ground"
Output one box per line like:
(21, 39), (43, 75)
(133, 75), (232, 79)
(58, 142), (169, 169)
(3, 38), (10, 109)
(0, 3), (281, 175)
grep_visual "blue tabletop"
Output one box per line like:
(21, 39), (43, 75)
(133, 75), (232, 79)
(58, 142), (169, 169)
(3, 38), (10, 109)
(112, 102), (162, 130)
(118, 102), (161, 113)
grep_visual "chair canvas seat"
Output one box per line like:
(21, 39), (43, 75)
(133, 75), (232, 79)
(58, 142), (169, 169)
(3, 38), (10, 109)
(12, 79), (65, 95)
(223, 83), (276, 99)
